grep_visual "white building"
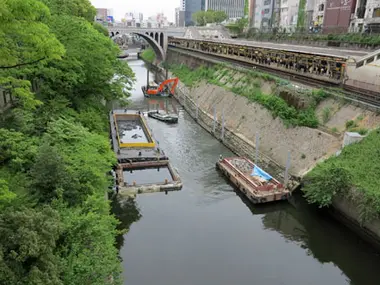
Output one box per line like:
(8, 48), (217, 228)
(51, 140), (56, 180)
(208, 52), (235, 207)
(142, 13), (171, 28)
(123, 12), (144, 27)
(206, 0), (245, 19)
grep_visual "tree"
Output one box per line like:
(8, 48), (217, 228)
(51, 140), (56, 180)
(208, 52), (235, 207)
(33, 14), (134, 106)
(0, 0), (65, 108)
(192, 10), (228, 26)
(0, 180), (16, 209)
(213, 11), (228, 23)
(0, 206), (62, 285)
(30, 143), (67, 203)
(45, 118), (116, 206)
(39, 0), (96, 22)
(192, 11), (207, 26)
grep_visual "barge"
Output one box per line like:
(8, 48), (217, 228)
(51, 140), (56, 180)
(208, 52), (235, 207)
(110, 109), (182, 195)
(216, 157), (291, 204)
(148, 110), (178, 124)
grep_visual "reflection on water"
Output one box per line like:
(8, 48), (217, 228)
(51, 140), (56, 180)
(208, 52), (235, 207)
(113, 59), (380, 285)
(123, 167), (173, 185)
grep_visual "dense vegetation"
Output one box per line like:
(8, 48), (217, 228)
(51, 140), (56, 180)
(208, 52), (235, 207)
(244, 31), (380, 46)
(140, 48), (156, 63)
(168, 63), (326, 128)
(0, 0), (134, 284)
(303, 129), (380, 223)
(192, 10), (228, 26)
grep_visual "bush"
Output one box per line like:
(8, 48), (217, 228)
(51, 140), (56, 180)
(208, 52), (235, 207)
(302, 130), (380, 222)
(169, 63), (320, 128)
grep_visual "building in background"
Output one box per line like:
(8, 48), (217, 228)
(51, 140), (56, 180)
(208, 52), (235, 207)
(175, 7), (186, 27)
(95, 8), (114, 24)
(311, 0), (325, 29)
(323, 0), (357, 33)
(205, 0), (245, 19)
(350, 0), (380, 33)
(185, 0), (206, 26)
(123, 12), (144, 27)
(141, 13), (171, 28)
(274, 0), (300, 31)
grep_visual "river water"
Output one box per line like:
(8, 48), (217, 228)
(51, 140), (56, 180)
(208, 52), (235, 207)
(113, 58), (380, 285)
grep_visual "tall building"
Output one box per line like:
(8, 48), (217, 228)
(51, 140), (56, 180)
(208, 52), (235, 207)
(350, 0), (380, 33)
(205, 0), (245, 19)
(323, 0), (357, 33)
(175, 7), (186, 27)
(185, 0), (206, 26)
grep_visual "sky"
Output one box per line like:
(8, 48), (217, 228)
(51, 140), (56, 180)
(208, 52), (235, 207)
(90, 0), (179, 22)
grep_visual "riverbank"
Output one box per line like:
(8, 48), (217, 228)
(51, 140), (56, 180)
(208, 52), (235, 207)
(148, 48), (380, 249)
(116, 58), (380, 285)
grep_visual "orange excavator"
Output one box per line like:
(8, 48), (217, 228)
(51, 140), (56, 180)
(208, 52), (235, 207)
(142, 77), (179, 97)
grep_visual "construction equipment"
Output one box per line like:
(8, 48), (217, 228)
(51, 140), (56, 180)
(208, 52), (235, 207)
(142, 77), (179, 97)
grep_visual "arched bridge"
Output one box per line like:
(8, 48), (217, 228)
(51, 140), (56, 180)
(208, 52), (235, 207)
(108, 27), (186, 61)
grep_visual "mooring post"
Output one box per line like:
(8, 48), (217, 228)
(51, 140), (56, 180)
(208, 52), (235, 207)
(284, 151), (291, 187)
(213, 105), (216, 134)
(146, 69), (149, 87)
(255, 132), (260, 165)
(165, 68), (168, 80)
(196, 96), (199, 120)
(221, 108), (225, 141)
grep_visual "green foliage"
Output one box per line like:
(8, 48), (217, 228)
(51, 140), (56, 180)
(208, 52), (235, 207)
(45, 118), (116, 206)
(0, 179), (16, 209)
(244, 0), (249, 16)
(30, 142), (67, 203)
(345, 120), (357, 129)
(303, 130), (380, 222)
(39, 0), (96, 22)
(303, 166), (352, 207)
(322, 106), (331, 124)
(55, 196), (122, 285)
(169, 63), (319, 127)
(246, 31), (380, 46)
(0, 0), (135, 283)
(0, 128), (39, 172)
(296, 0), (307, 30)
(141, 48), (156, 63)
(192, 10), (228, 26)
(226, 18), (249, 34)
(0, 206), (62, 285)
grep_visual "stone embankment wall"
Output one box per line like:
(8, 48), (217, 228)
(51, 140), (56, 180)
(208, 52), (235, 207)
(152, 49), (380, 247)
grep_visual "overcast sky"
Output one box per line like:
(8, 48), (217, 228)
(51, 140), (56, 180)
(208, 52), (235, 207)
(90, 0), (179, 22)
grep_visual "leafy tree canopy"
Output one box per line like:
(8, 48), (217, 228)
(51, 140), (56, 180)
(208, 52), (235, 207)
(192, 10), (228, 26)
(39, 0), (96, 22)
(0, 206), (62, 285)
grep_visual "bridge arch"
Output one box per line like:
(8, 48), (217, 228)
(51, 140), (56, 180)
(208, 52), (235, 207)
(132, 32), (165, 61)
(150, 32), (154, 38)
(155, 32), (159, 42)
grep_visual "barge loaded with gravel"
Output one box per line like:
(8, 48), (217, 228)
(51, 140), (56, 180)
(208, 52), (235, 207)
(216, 157), (291, 204)
(110, 109), (182, 196)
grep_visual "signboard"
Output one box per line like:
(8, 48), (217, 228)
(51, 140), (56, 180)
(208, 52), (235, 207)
(107, 16), (114, 23)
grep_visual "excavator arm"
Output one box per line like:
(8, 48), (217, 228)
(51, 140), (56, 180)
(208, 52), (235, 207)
(158, 77), (179, 95)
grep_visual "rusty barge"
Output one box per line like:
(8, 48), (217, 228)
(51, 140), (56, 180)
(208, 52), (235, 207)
(110, 109), (182, 196)
(216, 157), (291, 204)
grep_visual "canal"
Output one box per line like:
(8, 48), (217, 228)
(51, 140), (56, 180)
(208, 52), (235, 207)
(113, 57), (380, 285)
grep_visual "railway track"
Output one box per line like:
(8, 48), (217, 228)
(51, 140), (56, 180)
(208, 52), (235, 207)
(169, 47), (380, 109)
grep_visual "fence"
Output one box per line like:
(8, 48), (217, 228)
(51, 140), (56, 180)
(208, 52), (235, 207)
(156, 72), (299, 188)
